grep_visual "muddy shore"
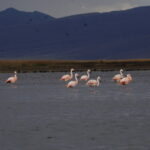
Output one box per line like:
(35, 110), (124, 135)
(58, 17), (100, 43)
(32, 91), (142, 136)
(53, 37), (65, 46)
(0, 59), (150, 73)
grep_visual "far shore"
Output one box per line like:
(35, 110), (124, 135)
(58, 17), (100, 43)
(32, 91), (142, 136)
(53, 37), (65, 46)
(0, 59), (150, 73)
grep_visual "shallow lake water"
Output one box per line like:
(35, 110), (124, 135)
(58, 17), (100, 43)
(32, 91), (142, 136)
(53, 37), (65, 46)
(0, 71), (150, 150)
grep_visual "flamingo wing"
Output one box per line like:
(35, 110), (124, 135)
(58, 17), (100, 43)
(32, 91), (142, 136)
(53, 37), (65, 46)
(6, 77), (16, 83)
(60, 74), (71, 81)
(113, 74), (122, 81)
(66, 81), (77, 88)
(87, 80), (97, 86)
(80, 75), (88, 81)
(119, 78), (129, 85)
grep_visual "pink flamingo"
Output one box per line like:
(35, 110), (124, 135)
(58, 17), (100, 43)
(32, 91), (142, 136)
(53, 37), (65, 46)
(5, 71), (18, 83)
(80, 69), (91, 81)
(119, 74), (132, 85)
(113, 69), (124, 82)
(66, 73), (79, 88)
(60, 68), (74, 81)
(86, 76), (101, 87)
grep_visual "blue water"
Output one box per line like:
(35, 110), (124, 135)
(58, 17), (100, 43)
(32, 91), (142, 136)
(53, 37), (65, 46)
(0, 71), (150, 150)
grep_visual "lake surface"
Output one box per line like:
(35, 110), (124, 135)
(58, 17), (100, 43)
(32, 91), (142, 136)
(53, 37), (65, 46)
(0, 71), (150, 150)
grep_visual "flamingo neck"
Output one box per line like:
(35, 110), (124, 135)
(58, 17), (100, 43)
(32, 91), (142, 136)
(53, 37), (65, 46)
(70, 70), (73, 78)
(120, 70), (123, 76)
(97, 78), (100, 86)
(87, 71), (90, 78)
(14, 73), (17, 78)
(75, 75), (78, 83)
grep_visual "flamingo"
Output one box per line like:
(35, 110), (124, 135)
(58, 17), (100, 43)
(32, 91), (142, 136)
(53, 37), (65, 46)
(119, 74), (132, 85)
(80, 69), (91, 81)
(86, 76), (101, 87)
(113, 69), (124, 82)
(60, 68), (74, 81)
(5, 71), (18, 83)
(66, 73), (79, 88)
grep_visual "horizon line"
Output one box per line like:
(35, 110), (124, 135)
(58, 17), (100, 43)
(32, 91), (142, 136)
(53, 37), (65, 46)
(0, 5), (150, 19)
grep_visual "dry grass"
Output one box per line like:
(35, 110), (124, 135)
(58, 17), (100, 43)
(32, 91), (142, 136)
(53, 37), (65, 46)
(0, 59), (150, 73)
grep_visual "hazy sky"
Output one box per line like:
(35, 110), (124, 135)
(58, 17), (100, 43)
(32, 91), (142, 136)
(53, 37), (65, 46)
(0, 0), (150, 18)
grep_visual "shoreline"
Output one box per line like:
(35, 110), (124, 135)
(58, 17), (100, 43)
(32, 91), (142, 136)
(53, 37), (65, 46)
(0, 59), (150, 73)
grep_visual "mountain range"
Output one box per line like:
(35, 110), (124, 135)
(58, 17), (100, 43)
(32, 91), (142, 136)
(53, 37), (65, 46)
(0, 6), (150, 59)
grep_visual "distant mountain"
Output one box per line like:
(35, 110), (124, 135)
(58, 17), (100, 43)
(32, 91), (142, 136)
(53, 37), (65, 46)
(0, 6), (150, 59)
(0, 8), (55, 27)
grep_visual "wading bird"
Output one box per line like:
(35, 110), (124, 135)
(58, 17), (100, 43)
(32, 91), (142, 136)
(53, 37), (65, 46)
(66, 73), (79, 88)
(112, 69), (124, 82)
(5, 71), (18, 83)
(80, 69), (91, 81)
(119, 74), (132, 85)
(87, 76), (101, 87)
(60, 68), (74, 81)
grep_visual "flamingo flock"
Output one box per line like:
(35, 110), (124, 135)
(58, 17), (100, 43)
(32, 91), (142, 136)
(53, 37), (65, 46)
(3, 69), (132, 87)
(60, 68), (102, 88)
(60, 68), (132, 88)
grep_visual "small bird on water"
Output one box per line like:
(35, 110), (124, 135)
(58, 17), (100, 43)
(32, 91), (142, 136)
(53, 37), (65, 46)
(5, 71), (18, 83)
(86, 76), (101, 87)
(60, 68), (74, 81)
(80, 69), (91, 81)
(66, 73), (79, 88)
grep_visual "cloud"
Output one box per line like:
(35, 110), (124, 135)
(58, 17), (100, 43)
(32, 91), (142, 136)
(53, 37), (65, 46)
(92, 2), (137, 12)
(0, 0), (150, 17)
